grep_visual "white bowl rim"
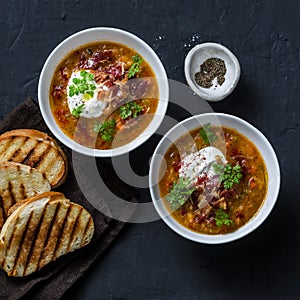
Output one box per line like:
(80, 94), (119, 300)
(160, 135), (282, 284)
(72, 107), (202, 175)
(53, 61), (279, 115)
(38, 27), (169, 157)
(149, 113), (281, 244)
(184, 42), (241, 102)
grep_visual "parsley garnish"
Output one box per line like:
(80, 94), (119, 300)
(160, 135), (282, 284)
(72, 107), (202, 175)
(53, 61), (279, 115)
(127, 54), (143, 78)
(214, 209), (233, 226)
(166, 178), (195, 210)
(94, 119), (117, 142)
(213, 163), (243, 189)
(212, 163), (224, 175)
(69, 71), (96, 98)
(71, 104), (85, 118)
(199, 123), (217, 144)
(119, 101), (143, 119)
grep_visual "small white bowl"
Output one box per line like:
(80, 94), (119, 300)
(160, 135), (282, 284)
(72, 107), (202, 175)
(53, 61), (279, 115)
(184, 43), (241, 102)
(38, 27), (169, 157)
(149, 113), (280, 244)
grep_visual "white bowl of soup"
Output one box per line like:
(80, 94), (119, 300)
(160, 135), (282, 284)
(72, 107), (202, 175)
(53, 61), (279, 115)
(38, 27), (169, 156)
(149, 113), (280, 244)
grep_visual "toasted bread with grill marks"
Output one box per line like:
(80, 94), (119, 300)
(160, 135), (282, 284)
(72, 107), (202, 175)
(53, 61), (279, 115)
(0, 129), (68, 188)
(0, 191), (94, 277)
(0, 162), (51, 229)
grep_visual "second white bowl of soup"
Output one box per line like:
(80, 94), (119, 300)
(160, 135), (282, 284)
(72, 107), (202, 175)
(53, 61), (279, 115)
(149, 113), (280, 244)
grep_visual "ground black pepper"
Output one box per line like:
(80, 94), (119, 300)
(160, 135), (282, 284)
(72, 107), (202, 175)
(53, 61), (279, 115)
(195, 57), (227, 88)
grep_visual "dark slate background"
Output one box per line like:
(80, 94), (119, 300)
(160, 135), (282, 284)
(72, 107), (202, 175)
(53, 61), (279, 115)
(1, 0), (299, 299)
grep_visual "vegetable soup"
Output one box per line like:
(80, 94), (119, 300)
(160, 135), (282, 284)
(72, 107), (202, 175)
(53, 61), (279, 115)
(50, 41), (159, 149)
(159, 124), (268, 235)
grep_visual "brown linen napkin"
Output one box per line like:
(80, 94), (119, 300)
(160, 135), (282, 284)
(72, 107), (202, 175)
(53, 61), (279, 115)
(0, 98), (137, 300)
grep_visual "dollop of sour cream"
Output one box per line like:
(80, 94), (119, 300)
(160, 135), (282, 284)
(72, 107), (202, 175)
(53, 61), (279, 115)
(179, 146), (226, 185)
(67, 70), (107, 118)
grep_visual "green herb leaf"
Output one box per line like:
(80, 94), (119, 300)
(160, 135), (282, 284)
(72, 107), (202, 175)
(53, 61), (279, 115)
(213, 163), (243, 189)
(73, 78), (80, 84)
(166, 178), (195, 210)
(69, 71), (96, 98)
(80, 70), (87, 77)
(214, 209), (233, 226)
(94, 119), (117, 142)
(199, 123), (217, 144)
(212, 163), (225, 175)
(88, 73), (94, 81)
(119, 101), (143, 119)
(127, 54), (143, 78)
(69, 85), (79, 97)
(71, 104), (85, 118)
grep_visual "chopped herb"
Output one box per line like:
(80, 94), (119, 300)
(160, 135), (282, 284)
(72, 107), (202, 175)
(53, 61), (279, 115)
(166, 178), (195, 210)
(94, 119), (117, 142)
(127, 54), (143, 78)
(213, 163), (243, 189)
(214, 209), (233, 226)
(88, 73), (94, 81)
(71, 104), (85, 118)
(69, 71), (96, 98)
(199, 123), (217, 144)
(69, 85), (79, 97)
(212, 163), (224, 175)
(82, 93), (91, 101)
(119, 101), (143, 119)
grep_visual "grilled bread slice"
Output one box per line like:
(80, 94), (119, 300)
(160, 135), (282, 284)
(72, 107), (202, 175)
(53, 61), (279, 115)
(0, 162), (51, 229)
(0, 192), (94, 277)
(0, 129), (68, 188)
